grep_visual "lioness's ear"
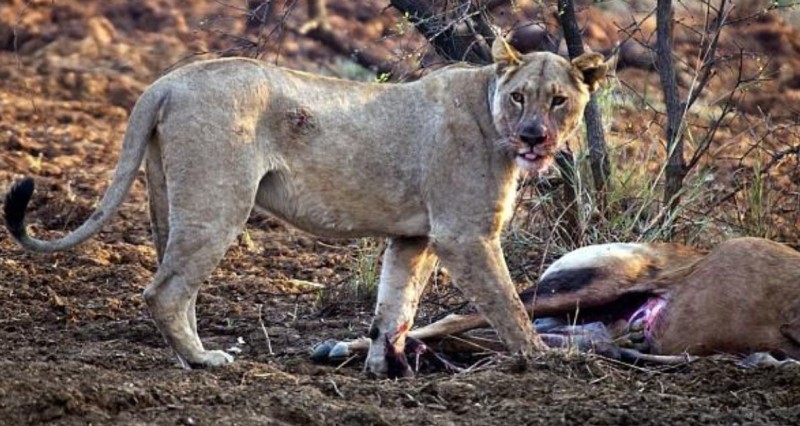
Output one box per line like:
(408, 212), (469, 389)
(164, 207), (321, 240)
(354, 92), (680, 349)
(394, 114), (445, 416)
(572, 52), (610, 93)
(491, 35), (522, 71)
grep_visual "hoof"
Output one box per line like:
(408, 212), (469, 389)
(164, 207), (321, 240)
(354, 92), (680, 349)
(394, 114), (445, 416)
(310, 339), (337, 363)
(310, 340), (352, 363)
(329, 342), (351, 359)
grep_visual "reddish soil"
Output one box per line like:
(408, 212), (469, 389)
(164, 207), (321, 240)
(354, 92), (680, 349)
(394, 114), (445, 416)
(1, 1), (799, 424)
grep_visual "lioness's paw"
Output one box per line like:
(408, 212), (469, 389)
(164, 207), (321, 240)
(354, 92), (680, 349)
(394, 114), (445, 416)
(366, 347), (414, 379)
(186, 350), (235, 369)
(365, 356), (389, 378)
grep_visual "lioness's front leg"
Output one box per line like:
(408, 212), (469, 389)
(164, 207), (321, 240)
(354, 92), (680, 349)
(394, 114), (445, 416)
(431, 234), (547, 356)
(366, 237), (438, 377)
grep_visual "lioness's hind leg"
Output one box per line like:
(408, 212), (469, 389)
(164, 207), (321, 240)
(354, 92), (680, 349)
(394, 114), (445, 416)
(143, 142), (263, 369)
(145, 144), (205, 342)
(145, 144), (169, 263)
(144, 205), (256, 368)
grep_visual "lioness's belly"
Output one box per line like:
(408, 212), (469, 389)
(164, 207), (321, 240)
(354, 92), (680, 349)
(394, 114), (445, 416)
(254, 172), (430, 239)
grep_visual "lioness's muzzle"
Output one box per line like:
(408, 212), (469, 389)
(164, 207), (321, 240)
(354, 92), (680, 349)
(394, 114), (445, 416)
(518, 115), (552, 148)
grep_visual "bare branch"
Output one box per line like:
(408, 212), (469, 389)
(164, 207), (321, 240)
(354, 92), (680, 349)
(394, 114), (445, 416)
(389, 0), (493, 64)
(685, 0), (728, 111)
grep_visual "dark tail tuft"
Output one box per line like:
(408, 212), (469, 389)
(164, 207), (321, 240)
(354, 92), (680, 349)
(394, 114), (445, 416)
(4, 177), (35, 239)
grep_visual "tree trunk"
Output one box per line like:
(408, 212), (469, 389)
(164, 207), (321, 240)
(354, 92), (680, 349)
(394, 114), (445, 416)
(557, 0), (611, 204)
(655, 0), (686, 220)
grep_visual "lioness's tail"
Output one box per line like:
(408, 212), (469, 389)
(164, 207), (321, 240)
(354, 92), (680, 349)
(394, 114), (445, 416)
(3, 88), (170, 253)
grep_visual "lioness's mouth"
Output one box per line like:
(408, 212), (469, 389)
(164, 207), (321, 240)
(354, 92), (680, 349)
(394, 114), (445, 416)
(518, 151), (541, 161)
(515, 147), (555, 174)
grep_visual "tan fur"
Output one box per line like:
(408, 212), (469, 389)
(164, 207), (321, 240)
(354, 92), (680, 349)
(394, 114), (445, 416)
(648, 238), (800, 358)
(7, 39), (609, 374)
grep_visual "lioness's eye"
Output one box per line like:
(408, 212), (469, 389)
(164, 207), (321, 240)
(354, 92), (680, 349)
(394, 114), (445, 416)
(510, 92), (524, 104)
(551, 96), (568, 108)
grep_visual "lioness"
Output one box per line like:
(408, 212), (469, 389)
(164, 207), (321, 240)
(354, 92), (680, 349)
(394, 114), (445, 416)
(4, 37), (609, 376)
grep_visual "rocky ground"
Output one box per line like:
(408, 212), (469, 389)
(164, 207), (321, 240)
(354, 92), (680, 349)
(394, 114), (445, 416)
(1, 1), (799, 424)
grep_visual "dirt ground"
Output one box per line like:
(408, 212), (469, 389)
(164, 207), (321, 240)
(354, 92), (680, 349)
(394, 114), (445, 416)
(1, 1), (799, 425)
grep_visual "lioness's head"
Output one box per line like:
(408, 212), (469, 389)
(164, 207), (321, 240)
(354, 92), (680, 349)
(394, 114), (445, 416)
(489, 36), (610, 174)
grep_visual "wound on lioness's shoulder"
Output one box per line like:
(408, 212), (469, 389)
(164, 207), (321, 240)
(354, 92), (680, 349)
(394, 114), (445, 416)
(285, 107), (318, 134)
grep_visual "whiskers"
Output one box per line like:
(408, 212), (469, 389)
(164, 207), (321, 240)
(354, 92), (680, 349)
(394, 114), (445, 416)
(496, 136), (524, 157)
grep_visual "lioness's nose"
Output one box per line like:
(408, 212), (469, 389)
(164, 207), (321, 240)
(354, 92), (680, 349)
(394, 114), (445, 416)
(519, 122), (550, 146)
